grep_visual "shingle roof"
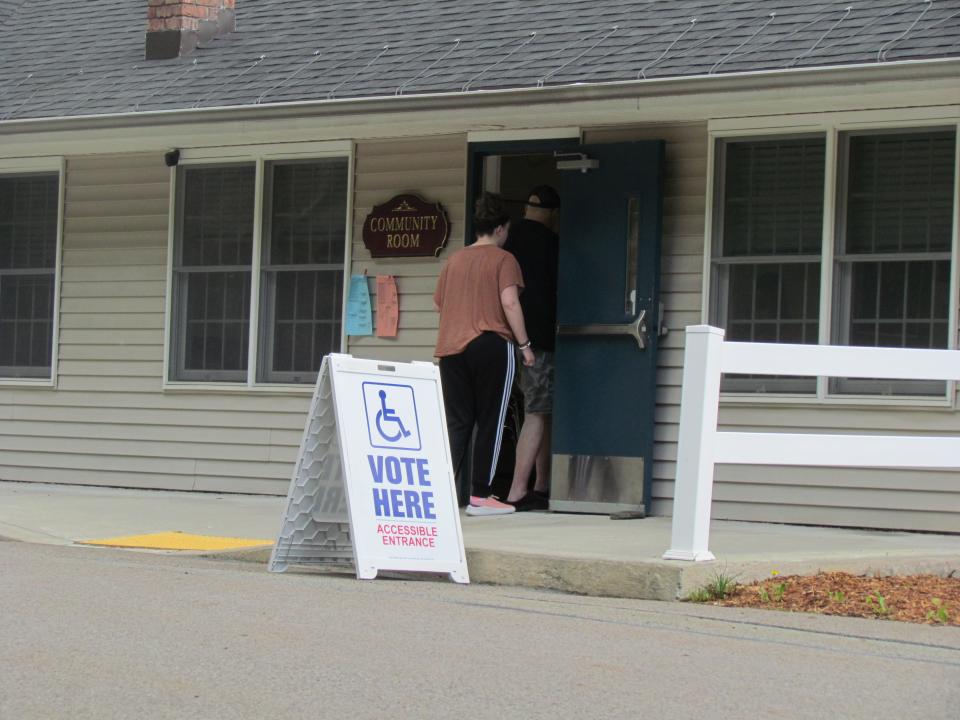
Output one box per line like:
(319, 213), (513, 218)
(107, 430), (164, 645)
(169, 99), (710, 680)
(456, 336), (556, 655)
(1, 0), (957, 122)
(0, 1), (27, 17)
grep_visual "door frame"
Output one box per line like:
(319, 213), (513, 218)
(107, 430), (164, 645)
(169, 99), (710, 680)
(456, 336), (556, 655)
(465, 137), (581, 244)
(465, 137), (665, 514)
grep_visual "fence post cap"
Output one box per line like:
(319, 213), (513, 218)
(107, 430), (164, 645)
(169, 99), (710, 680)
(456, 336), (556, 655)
(685, 325), (725, 336)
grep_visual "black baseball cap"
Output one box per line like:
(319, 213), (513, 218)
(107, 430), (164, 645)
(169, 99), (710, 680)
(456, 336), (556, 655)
(526, 185), (560, 209)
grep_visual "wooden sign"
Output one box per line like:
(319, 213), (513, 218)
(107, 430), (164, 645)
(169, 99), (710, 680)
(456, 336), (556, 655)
(362, 194), (450, 258)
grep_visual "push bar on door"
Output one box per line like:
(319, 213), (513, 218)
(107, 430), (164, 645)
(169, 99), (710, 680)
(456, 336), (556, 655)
(557, 309), (647, 350)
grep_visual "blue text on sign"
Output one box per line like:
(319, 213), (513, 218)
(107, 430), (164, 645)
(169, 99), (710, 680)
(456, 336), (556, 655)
(368, 454), (436, 520)
(367, 455), (432, 486)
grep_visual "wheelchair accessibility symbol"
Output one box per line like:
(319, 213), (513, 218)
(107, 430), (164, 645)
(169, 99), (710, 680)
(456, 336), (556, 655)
(375, 389), (410, 441)
(362, 382), (421, 451)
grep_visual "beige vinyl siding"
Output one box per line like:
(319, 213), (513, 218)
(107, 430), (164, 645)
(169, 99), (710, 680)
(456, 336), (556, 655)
(0, 153), (308, 494)
(583, 124), (708, 519)
(707, 408), (960, 532)
(347, 134), (467, 362)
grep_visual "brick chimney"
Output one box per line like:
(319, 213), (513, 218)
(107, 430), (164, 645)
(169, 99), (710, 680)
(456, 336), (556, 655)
(145, 0), (236, 60)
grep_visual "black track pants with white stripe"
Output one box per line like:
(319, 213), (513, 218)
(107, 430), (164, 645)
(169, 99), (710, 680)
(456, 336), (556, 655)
(439, 331), (515, 501)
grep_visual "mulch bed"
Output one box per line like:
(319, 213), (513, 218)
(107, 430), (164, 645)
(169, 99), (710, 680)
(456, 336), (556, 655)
(699, 571), (960, 625)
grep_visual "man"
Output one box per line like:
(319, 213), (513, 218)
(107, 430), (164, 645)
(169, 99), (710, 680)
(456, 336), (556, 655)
(503, 185), (560, 511)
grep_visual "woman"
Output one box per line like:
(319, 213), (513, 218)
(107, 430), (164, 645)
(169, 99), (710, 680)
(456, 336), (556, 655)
(434, 193), (535, 516)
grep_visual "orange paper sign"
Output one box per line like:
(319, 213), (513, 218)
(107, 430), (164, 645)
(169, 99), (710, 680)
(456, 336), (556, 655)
(376, 275), (399, 338)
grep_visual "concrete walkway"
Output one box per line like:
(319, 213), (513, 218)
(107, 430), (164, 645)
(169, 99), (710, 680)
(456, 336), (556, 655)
(1, 480), (958, 600)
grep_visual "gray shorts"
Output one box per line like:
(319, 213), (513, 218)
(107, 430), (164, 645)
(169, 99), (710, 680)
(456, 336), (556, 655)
(519, 349), (555, 414)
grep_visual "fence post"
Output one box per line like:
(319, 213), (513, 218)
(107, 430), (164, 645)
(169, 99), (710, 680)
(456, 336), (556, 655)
(663, 325), (724, 561)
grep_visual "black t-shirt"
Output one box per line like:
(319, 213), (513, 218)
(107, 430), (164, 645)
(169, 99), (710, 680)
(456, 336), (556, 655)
(504, 218), (559, 352)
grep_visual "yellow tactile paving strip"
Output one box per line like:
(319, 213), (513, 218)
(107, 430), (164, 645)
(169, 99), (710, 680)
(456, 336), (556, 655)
(77, 531), (272, 551)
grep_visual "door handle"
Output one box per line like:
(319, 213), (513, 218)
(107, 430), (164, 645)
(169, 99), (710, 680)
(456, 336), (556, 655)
(557, 309), (647, 350)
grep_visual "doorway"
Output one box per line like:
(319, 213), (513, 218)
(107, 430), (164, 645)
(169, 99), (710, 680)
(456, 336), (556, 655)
(467, 138), (665, 514)
(483, 153), (562, 223)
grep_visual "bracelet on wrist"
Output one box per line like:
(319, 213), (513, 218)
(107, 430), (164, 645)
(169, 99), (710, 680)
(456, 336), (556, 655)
(517, 341), (532, 351)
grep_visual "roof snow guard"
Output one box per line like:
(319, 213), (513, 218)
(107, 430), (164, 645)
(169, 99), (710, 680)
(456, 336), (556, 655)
(0, 0), (957, 122)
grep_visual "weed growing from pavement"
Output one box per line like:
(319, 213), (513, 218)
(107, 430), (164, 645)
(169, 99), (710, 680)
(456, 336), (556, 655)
(687, 587), (713, 603)
(706, 572), (738, 599)
(685, 570), (739, 602)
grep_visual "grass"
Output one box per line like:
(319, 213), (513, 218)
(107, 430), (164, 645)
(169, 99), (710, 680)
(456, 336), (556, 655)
(686, 570), (739, 602)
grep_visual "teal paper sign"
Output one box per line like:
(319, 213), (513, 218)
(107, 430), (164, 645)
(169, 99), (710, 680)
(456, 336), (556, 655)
(346, 275), (373, 336)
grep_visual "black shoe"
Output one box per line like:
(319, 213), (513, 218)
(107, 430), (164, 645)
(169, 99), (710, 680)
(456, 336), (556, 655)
(511, 492), (549, 512)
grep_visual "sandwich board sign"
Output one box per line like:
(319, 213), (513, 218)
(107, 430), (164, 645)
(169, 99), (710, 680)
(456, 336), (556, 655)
(269, 353), (469, 584)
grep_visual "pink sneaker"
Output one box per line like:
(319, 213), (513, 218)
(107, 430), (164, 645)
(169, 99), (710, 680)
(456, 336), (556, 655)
(465, 495), (516, 516)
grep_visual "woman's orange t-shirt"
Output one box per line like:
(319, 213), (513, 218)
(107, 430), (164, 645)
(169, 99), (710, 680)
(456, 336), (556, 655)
(433, 244), (524, 357)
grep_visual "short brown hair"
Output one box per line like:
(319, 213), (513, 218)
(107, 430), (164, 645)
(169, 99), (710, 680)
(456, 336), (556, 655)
(474, 192), (510, 237)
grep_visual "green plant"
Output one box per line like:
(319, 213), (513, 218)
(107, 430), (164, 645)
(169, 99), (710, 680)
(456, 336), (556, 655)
(757, 587), (770, 603)
(705, 572), (737, 600)
(828, 590), (846, 603)
(772, 582), (787, 602)
(686, 587), (713, 602)
(866, 593), (890, 617)
(685, 570), (739, 602)
(926, 598), (950, 624)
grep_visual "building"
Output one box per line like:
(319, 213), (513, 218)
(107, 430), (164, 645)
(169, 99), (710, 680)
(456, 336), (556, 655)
(1, 0), (958, 531)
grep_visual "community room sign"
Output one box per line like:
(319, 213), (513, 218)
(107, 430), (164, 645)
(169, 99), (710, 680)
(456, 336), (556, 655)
(269, 354), (469, 583)
(362, 194), (450, 258)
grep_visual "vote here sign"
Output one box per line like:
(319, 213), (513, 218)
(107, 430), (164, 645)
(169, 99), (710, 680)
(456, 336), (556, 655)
(328, 354), (468, 583)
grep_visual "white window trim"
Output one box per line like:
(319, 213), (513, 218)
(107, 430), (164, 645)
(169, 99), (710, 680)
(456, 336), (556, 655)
(162, 140), (355, 392)
(0, 156), (65, 389)
(703, 110), (960, 409)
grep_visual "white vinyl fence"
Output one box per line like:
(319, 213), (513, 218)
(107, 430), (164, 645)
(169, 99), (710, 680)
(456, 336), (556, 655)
(664, 325), (960, 562)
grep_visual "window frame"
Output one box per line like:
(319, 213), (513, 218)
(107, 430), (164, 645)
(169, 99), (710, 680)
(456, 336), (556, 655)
(831, 128), (955, 397)
(257, 157), (351, 384)
(704, 113), (960, 408)
(170, 160), (256, 383)
(709, 133), (827, 394)
(163, 142), (354, 392)
(0, 157), (64, 388)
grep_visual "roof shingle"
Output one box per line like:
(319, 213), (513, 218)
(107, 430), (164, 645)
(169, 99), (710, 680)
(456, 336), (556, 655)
(0, 0), (957, 122)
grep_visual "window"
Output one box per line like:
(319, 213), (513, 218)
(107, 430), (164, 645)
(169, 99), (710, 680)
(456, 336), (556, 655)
(0, 173), (59, 379)
(259, 160), (348, 383)
(711, 128), (957, 399)
(172, 164), (254, 382)
(170, 155), (349, 384)
(832, 131), (955, 396)
(711, 137), (825, 392)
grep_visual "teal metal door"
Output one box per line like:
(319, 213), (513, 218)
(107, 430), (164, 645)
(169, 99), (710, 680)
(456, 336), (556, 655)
(551, 141), (664, 514)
